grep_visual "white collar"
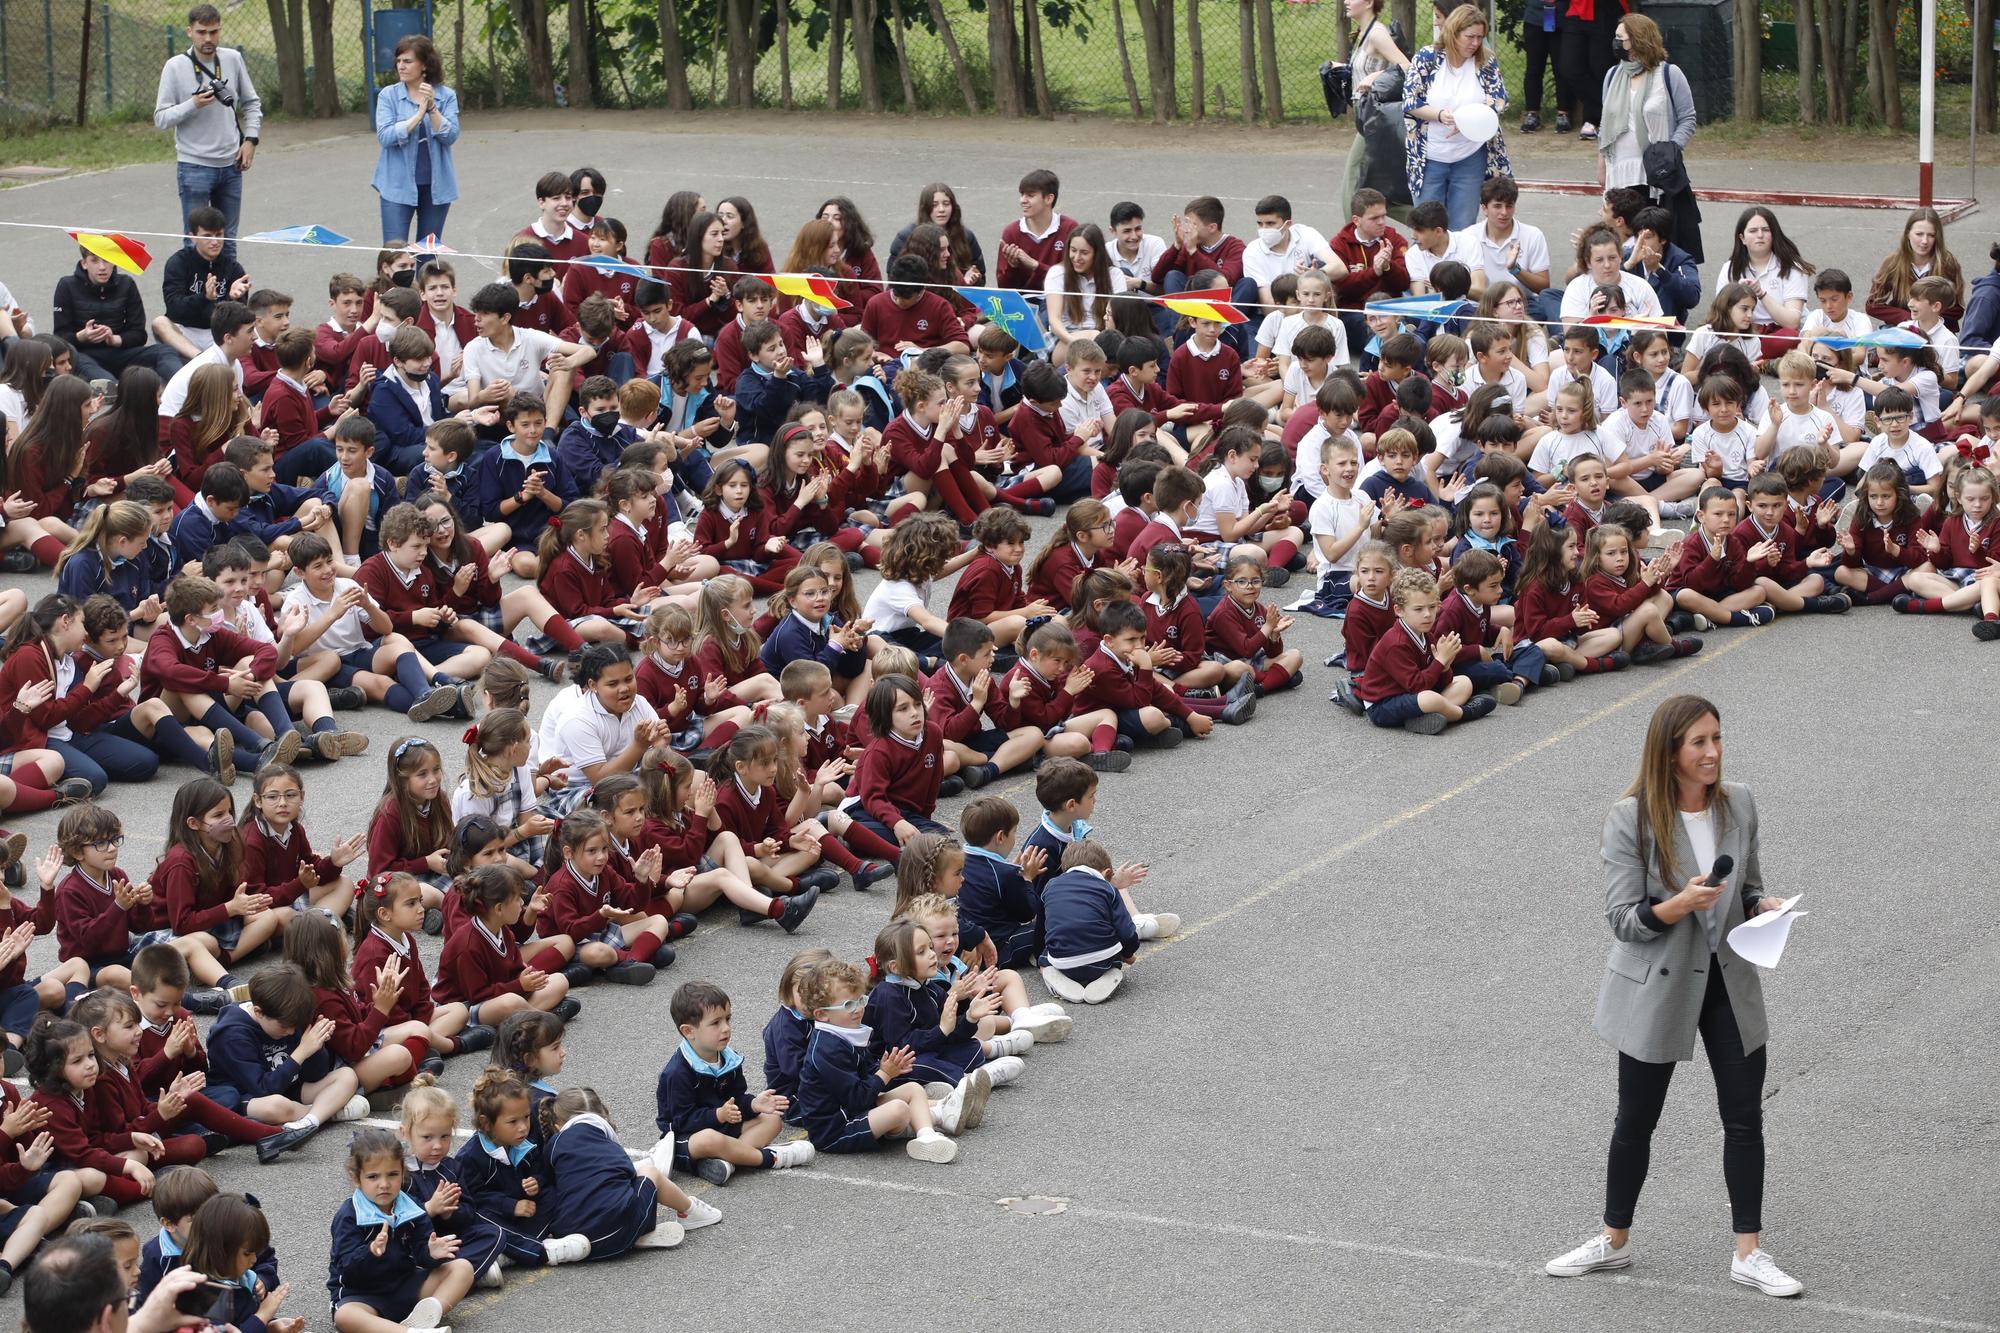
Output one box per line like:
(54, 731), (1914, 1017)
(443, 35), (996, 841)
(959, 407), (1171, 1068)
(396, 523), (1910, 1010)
(1186, 338), (1223, 361)
(733, 775), (761, 807)
(383, 554), (421, 588)
(1017, 212), (1065, 242)
(370, 925), (411, 958)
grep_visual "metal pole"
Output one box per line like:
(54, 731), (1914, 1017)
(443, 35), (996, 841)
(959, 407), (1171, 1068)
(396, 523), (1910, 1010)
(104, 2), (114, 108)
(1970, 0), (1980, 204)
(43, 0), (56, 107)
(1919, 0), (1935, 206)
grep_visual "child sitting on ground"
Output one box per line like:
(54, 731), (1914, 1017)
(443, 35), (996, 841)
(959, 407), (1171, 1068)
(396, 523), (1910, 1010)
(652, 980), (815, 1186)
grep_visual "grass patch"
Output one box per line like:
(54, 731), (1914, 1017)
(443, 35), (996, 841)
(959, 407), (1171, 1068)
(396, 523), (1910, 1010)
(0, 115), (172, 182)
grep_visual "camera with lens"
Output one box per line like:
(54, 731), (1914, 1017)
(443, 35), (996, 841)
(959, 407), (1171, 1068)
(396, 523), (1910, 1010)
(203, 76), (235, 107)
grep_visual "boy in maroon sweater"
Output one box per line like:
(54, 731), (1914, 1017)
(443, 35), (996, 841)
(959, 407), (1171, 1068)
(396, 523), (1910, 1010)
(139, 575), (303, 768)
(1330, 188), (1411, 337)
(352, 502), (493, 686)
(1009, 362), (1100, 501)
(259, 329), (351, 458)
(1165, 318), (1246, 409)
(1152, 197), (1257, 355)
(1126, 467), (1219, 601)
(995, 168), (1078, 293)
(1736, 472), (1850, 615)
(514, 170), (590, 264)
(506, 242), (573, 336)
(1112, 462), (1160, 558)
(1359, 334), (1424, 445)
(992, 621), (1130, 771)
(1356, 568), (1491, 735)
(713, 279), (780, 389)
(923, 618), (1045, 789)
(1669, 487), (1774, 628)
(1071, 602), (1211, 749)
(314, 273), (380, 390)
(946, 508), (1054, 648)
(1431, 549), (1552, 702)
(862, 255), (970, 355)
(239, 289), (294, 402)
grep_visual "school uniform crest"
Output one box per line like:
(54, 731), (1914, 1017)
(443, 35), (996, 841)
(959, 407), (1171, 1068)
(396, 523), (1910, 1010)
(922, 754), (936, 768)
(916, 319), (932, 333)
(1217, 368), (1233, 382)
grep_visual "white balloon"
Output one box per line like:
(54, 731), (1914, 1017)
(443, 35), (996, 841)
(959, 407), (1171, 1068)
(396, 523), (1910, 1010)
(1454, 103), (1500, 145)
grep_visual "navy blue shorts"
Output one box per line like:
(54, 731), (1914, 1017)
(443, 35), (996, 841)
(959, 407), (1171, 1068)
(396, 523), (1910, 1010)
(961, 727), (1011, 758)
(1365, 692), (1428, 729)
(850, 810), (948, 851)
(0, 981), (41, 1038)
(327, 643), (381, 687)
(815, 1113), (883, 1154)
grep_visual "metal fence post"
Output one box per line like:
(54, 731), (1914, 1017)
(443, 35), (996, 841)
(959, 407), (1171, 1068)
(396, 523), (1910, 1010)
(104, 2), (115, 110)
(44, 0), (57, 106)
(1, 2), (11, 101)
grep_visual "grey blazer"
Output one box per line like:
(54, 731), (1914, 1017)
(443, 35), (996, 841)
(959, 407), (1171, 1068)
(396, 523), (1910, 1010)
(1593, 782), (1769, 1064)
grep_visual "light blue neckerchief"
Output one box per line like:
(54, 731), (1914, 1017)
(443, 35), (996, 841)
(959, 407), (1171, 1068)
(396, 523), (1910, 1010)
(963, 844), (1012, 867)
(677, 1037), (743, 1078)
(880, 973), (922, 989)
(351, 1189), (427, 1228)
(505, 437), (555, 468)
(156, 1229), (184, 1258)
(1465, 531), (1515, 556)
(1038, 812), (1092, 844)
(784, 1006), (806, 1020)
(529, 1078), (558, 1094)
(476, 1132), (531, 1167)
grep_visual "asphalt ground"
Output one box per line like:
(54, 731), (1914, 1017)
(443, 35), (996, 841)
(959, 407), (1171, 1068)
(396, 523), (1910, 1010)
(0, 116), (1994, 1331)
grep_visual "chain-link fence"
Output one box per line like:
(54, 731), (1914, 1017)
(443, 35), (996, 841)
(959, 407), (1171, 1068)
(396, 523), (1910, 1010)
(0, 0), (1989, 130)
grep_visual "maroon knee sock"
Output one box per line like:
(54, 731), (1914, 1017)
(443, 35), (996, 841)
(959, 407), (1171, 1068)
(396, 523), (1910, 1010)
(624, 930), (663, 965)
(542, 615), (585, 652)
(930, 470), (982, 524)
(157, 1134), (207, 1166)
(841, 820), (901, 861)
(816, 836), (862, 874)
(705, 718), (740, 751)
(996, 476), (1045, 506)
(527, 946), (566, 974)
(185, 1091), (277, 1141)
(30, 536), (64, 568)
(1266, 539), (1299, 569)
(1090, 723), (1116, 754)
(500, 639), (544, 670)
(1257, 663), (1294, 692)
(832, 527), (866, 554)
(1181, 697), (1224, 717)
(6, 766), (57, 813)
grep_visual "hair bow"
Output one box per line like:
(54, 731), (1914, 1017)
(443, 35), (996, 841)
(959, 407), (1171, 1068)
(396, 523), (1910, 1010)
(1960, 440), (1991, 467)
(463, 724), (480, 744)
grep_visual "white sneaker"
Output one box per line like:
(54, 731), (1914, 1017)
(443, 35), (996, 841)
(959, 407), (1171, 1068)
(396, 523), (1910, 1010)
(1730, 1247), (1803, 1297)
(923, 1081), (954, 1100)
(337, 1094), (372, 1122)
(1081, 969), (1124, 1003)
(650, 1135), (678, 1176)
(1039, 965), (1087, 1003)
(768, 1140), (815, 1169)
(1027, 1001), (1070, 1019)
(404, 1297), (445, 1329)
(634, 1217), (685, 1249)
(987, 1029), (1034, 1058)
(906, 1129), (958, 1163)
(1009, 1006), (1070, 1043)
(934, 1068), (991, 1134)
(1544, 1232), (1632, 1277)
(677, 1196), (724, 1230)
(982, 1054), (1026, 1088)
(474, 1259), (504, 1289)
(541, 1233), (591, 1265)
(1135, 911), (1181, 939)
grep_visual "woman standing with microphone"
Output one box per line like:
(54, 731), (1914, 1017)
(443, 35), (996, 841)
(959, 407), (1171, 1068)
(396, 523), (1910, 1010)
(1546, 695), (1805, 1299)
(372, 34), (460, 245)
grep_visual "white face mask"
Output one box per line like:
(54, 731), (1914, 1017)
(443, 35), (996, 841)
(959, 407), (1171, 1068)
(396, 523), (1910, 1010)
(1257, 227), (1287, 251)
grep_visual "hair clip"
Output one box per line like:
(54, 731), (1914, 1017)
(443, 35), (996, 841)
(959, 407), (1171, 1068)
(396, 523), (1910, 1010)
(392, 737), (428, 760)
(462, 724), (480, 744)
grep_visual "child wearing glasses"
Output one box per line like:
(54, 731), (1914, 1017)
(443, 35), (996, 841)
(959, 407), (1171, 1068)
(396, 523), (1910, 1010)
(1204, 552), (1305, 697)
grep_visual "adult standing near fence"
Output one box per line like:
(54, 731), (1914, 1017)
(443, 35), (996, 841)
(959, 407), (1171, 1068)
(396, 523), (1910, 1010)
(154, 4), (261, 260)
(1337, 0), (1410, 222)
(1403, 5), (1511, 232)
(1558, 0), (1622, 141)
(1596, 15), (1701, 263)
(373, 35), (462, 246)
(1544, 694), (1806, 1301)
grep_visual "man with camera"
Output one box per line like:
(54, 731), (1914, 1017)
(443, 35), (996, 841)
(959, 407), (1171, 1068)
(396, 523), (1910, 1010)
(154, 3), (262, 261)
(22, 1235), (208, 1333)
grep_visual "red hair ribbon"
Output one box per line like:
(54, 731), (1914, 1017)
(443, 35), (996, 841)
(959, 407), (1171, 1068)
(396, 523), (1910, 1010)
(463, 724), (480, 744)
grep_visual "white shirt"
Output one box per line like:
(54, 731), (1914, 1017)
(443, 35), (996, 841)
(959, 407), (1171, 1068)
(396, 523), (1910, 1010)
(1192, 468), (1249, 536)
(1683, 325), (1762, 366)
(426, 314), (466, 393)
(1422, 57), (1484, 162)
(1546, 361), (1619, 417)
(537, 685), (660, 786)
(0, 282), (30, 335)
(1242, 224), (1332, 292)
(159, 344), (239, 417)
(1292, 424), (1359, 499)
(1687, 420), (1759, 479)
(1272, 312), (1349, 365)
(1253, 310), (1284, 355)
(1600, 409), (1673, 478)
(1307, 491), (1367, 573)
(1772, 404), (1840, 453)
(861, 578), (932, 634)
(1558, 269), (1663, 321)
(1529, 430), (1605, 478)
(1108, 233), (1168, 286)
(1060, 380), (1116, 435)
(282, 577), (372, 656)
(1406, 230), (1485, 289)
(1459, 220), (1551, 286)
(0, 386), (25, 434)
(1821, 383), (1865, 431)
(1915, 320), (1962, 376)
(1721, 254), (1809, 326)
(1858, 433), (1942, 480)
(1799, 306), (1874, 342)
(452, 762), (537, 827)
(462, 327), (560, 400)
(1652, 367), (1695, 426)
(1465, 363), (1527, 404)
(1042, 265), (1128, 332)
(1679, 807), (1724, 953)
(1282, 361), (1328, 405)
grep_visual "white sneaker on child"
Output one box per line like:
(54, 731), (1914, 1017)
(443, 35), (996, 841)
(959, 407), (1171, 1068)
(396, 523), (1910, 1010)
(1040, 965), (1088, 1004)
(337, 1094), (372, 1122)
(1081, 970), (1124, 1004)
(650, 1135), (678, 1177)
(541, 1234), (591, 1265)
(633, 1217), (685, 1249)
(404, 1297), (445, 1329)
(923, 1081), (954, 1100)
(1009, 1007), (1072, 1043)
(768, 1140), (816, 1169)
(986, 1029), (1034, 1058)
(906, 1129), (958, 1163)
(982, 1055), (1026, 1088)
(1134, 912), (1180, 940)
(678, 1196), (724, 1230)
(933, 1068), (992, 1134)
(474, 1259), (504, 1289)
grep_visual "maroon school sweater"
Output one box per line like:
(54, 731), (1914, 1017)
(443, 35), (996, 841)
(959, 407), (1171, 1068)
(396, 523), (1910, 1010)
(860, 292), (967, 350)
(847, 723), (946, 826)
(995, 216), (1078, 291)
(1166, 341), (1244, 406)
(1356, 619), (1451, 702)
(353, 552), (446, 636)
(1071, 647), (1189, 717)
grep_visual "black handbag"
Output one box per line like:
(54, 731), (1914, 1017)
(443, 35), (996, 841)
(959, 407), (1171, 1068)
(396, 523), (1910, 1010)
(1320, 60), (1354, 119)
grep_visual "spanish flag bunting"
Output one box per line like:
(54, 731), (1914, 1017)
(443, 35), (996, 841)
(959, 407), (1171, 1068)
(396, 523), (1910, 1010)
(1154, 288), (1246, 324)
(68, 230), (152, 276)
(1578, 313), (1681, 332)
(766, 272), (851, 311)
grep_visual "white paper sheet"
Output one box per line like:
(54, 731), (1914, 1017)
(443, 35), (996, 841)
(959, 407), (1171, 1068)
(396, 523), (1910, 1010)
(1727, 893), (1806, 968)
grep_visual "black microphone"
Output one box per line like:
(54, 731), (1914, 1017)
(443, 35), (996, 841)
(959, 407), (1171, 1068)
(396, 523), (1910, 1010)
(1705, 854), (1734, 885)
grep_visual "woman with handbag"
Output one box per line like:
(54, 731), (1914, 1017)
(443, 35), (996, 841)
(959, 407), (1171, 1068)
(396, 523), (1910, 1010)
(1597, 16), (1694, 192)
(1337, 0), (1410, 217)
(1544, 694), (1805, 1300)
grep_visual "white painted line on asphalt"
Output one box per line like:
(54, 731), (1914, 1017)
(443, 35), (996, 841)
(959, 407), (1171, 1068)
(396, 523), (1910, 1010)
(786, 1167), (1998, 1331)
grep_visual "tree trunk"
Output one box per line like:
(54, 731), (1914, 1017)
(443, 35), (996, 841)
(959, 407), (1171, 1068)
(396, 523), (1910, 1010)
(1390, 0), (1416, 51)
(1254, 0), (1280, 123)
(1188, 0), (1205, 118)
(1835, 0), (1861, 124)
(1795, 0), (1815, 122)
(988, 0), (1021, 116)
(567, 0), (594, 106)
(1970, 0), (1997, 132)
(777, 0), (794, 109)
(1732, 0), (1758, 121)
(1332, 5), (1350, 59)
(659, 0), (691, 108)
(827, 0), (846, 110)
(1131, 0), (1175, 120)
(1236, 0), (1258, 123)
(308, 0), (338, 114)
(885, 0), (917, 109)
(1111, 0), (1145, 117)
(1869, 0), (1901, 126)
(264, 0), (309, 116)
(853, 0), (883, 110)
(509, 0), (558, 103)
(922, 0), (980, 112)
(1026, 0), (1052, 116)
(722, 0), (750, 107)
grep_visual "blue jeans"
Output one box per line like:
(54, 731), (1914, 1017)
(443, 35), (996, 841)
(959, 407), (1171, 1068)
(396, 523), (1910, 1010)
(176, 161), (243, 259)
(379, 186), (451, 246)
(1418, 152), (1485, 231)
(275, 436), (338, 484)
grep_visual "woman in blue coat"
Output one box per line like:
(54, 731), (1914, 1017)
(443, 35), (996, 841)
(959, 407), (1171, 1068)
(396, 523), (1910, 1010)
(372, 35), (460, 245)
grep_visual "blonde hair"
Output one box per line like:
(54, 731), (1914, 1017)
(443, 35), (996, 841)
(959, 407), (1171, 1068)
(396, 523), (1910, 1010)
(693, 574), (761, 678)
(891, 832), (964, 919)
(761, 701), (806, 802)
(1557, 379), (1598, 431)
(401, 1084), (457, 1130)
(1438, 2), (1492, 62)
(895, 891), (956, 925)
(777, 947), (834, 1007)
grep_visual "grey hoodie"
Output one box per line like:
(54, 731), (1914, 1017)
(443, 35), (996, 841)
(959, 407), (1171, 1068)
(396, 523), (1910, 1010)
(154, 45), (263, 168)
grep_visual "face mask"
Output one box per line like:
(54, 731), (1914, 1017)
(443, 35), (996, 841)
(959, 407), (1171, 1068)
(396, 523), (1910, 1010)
(1612, 39), (1628, 58)
(589, 410), (619, 435)
(536, 277), (555, 296)
(576, 193), (603, 218)
(390, 267), (415, 289)
(1255, 475), (1286, 495)
(206, 610), (227, 631)
(1257, 227), (1287, 250)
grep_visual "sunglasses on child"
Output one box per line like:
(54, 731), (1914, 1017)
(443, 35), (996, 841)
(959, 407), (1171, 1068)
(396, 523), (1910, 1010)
(817, 997), (864, 1014)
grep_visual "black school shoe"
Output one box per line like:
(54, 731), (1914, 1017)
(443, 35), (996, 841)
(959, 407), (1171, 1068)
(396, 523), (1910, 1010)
(666, 912), (700, 940)
(606, 959), (659, 985)
(255, 1123), (315, 1165)
(327, 685), (365, 710)
(456, 1024), (498, 1054)
(1459, 694), (1499, 722)
(850, 860), (896, 891)
(794, 865), (841, 895)
(562, 962), (596, 987)
(552, 997), (583, 1022)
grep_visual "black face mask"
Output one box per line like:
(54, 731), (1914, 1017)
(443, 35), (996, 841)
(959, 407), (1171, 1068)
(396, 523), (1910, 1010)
(589, 410), (619, 435)
(390, 267), (415, 288)
(576, 193), (603, 219)
(536, 277), (555, 296)
(1612, 38), (1629, 59)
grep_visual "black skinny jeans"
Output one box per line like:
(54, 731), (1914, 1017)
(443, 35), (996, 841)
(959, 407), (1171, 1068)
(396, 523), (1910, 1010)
(1558, 7), (1621, 126)
(1604, 962), (1767, 1235)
